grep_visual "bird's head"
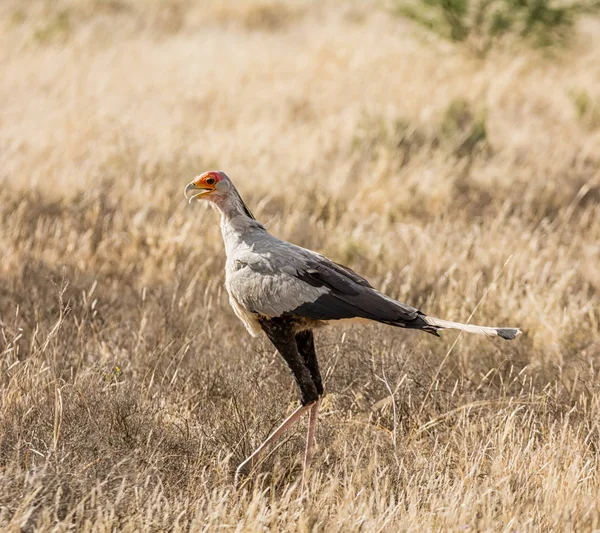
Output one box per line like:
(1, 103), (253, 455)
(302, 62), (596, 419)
(184, 171), (231, 203)
(184, 171), (257, 220)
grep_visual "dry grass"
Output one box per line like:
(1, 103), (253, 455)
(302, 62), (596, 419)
(1, 0), (600, 530)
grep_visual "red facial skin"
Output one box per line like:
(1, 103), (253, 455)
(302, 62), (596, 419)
(193, 171), (223, 191)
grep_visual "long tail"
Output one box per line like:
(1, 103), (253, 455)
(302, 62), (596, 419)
(419, 315), (521, 340)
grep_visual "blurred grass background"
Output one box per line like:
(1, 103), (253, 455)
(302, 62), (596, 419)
(1, 0), (600, 530)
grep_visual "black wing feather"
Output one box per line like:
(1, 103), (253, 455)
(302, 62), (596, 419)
(291, 258), (427, 327)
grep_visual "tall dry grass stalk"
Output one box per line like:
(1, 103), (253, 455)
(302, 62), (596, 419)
(1, 0), (599, 530)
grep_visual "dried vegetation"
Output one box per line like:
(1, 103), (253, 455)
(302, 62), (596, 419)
(1, 0), (600, 530)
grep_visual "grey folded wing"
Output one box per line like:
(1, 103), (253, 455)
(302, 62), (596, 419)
(287, 255), (424, 326)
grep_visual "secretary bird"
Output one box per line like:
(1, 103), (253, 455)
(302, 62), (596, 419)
(184, 171), (520, 481)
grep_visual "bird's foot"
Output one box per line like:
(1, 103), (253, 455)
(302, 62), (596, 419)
(234, 459), (253, 488)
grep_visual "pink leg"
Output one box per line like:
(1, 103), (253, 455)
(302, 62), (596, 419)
(301, 399), (320, 488)
(304, 400), (320, 466)
(235, 403), (312, 485)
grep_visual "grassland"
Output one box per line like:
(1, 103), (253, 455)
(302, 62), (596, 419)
(1, 0), (600, 530)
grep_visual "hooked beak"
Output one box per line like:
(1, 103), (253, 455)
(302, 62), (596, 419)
(184, 182), (212, 203)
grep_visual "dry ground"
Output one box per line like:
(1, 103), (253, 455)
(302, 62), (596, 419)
(1, 0), (600, 531)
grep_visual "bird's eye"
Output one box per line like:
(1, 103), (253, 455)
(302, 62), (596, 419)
(206, 177), (216, 185)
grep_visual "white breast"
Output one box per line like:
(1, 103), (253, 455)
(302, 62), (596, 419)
(227, 292), (263, 337)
